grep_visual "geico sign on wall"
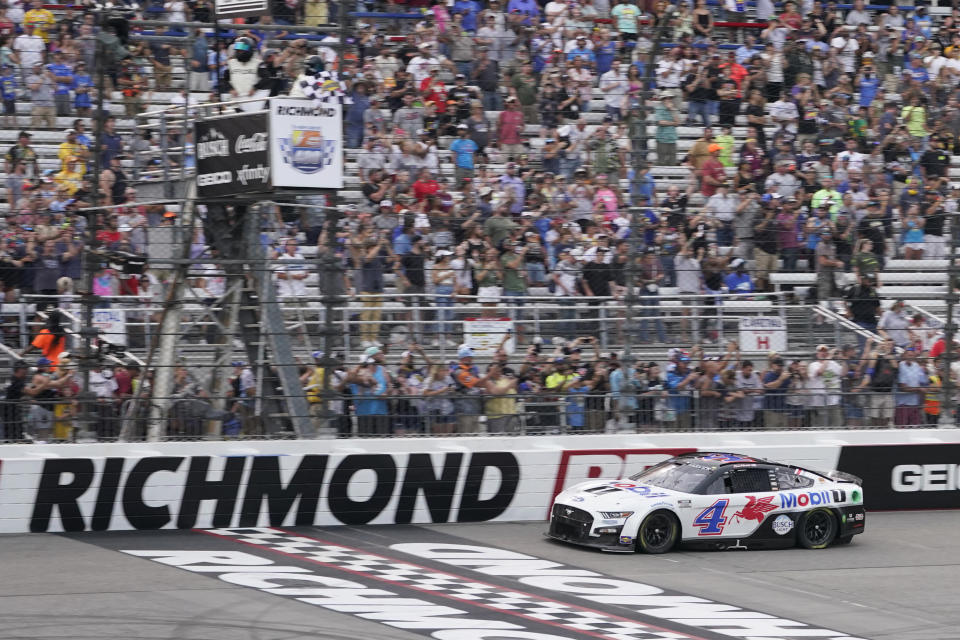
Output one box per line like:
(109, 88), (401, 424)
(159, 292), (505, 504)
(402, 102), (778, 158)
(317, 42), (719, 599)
(837, 443), (960, 509)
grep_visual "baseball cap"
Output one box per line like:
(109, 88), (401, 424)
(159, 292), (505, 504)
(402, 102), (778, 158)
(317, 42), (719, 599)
(311, 350), (324, 359)
(37, 357), (52, 367)
(729, 258), (745, 269)
(363, 346), (381, 357)
(816, 344), (830, 351)
(380, 199), (393, 207)
(708, 143), (723, 153)
(458, 345), (475, 359)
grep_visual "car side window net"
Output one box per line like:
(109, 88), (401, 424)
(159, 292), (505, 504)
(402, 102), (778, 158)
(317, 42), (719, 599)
(728, 468), (773, 493)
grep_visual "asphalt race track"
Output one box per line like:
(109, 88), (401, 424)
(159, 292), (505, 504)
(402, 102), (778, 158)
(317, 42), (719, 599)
(1, 512), (958, 640)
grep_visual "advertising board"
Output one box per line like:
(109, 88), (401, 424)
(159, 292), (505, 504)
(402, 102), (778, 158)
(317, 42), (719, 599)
(195, 112), (271, 198)
(269, 98), (344, 189)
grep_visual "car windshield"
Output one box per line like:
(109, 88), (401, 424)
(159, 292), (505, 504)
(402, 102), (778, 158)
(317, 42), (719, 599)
(629, 461), (713, 493)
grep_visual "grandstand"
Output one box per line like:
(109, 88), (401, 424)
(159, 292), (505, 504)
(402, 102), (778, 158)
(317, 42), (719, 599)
(0, 0), (958, 442)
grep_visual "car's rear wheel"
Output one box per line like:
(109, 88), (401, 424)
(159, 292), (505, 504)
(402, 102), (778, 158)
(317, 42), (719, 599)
(636, 511), (679, 554)
(797, 508), (837, 549)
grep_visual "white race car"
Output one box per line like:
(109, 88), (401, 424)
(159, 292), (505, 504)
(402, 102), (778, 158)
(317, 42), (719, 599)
(548, 452), (865, 553)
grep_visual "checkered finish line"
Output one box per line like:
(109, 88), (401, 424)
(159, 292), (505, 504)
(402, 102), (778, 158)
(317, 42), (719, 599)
(206, 527), (696, 640)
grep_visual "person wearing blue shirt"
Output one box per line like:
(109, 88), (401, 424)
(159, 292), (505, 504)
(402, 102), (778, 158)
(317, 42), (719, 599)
(189, 29), (211, 92)
(0, 64), (16, 127)
(347, 349), (390, 434)
(567, 38), (596, 64)
(452, 0), (481, 32)
(450, 124), (478, 187)
(594, 39), (617, 75)
(856, 61), (881, 109)
(906, 55), (929, 84)
(631, 165), (656, 204)
(565, 382), (590, 429)
(609, 362), (638, 427)
(638, 202), (658, 246)
(724, 258), (754, 294)
(506, 0), (540, 26)
(665, 358), (697, 430)
(735, 35), (758, 65)
(46, 52), (74, 117)
(895, 347), (927, 427)
(72, 62), (93, 116)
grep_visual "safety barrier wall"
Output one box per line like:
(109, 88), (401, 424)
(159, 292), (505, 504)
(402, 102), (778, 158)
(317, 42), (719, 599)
(1, 429), (957, 533)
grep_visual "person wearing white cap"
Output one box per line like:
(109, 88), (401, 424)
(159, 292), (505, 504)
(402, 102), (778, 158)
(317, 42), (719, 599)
(345, 346), (390, 435)
(724, 258), (754, 294)
(451, 344), (493, 433)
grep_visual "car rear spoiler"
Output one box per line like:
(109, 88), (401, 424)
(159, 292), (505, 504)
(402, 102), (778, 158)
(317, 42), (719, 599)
(825, 469), (863, 485)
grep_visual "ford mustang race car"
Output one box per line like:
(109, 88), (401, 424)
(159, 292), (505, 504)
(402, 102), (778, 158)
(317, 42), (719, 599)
(548, 452), (865, 553)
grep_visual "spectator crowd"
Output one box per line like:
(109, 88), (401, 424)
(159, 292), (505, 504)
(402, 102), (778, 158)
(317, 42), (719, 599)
(2, 0), (960, 440)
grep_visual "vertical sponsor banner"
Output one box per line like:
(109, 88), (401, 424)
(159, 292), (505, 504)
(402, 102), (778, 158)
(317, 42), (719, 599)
(195, 112), (271, 198)
(269, 98), (344, 189)
(92, 308), (126, 346)
(837, 443), (960, 509)
(738, 316), (788, 353)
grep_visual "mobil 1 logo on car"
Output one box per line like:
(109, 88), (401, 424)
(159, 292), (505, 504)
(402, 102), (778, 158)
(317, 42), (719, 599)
(837, 443), (960, 509)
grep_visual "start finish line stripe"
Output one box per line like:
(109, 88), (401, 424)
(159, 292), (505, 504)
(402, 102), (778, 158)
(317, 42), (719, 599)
(201, 527), (706, 640)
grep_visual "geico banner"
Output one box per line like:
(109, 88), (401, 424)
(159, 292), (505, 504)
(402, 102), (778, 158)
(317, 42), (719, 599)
(269, 98), (344, 189)
(837, 443), (960, 509)
(195, 111), (271, 198)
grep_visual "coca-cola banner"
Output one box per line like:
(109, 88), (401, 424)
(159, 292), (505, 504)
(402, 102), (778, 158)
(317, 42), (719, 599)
(196, 112), (271, 198)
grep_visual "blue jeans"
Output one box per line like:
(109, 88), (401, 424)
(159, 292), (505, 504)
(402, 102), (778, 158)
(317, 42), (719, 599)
(455, 61), (472, 78)
(660, 255), (676, 288)
(638, 294), (667, 343)
(855, 321), (877, 350)
(503, 289), (525, 321)
(687, 100), (710, 127)
(716, 222), (734, 247)
(434, 285), (455, 337)
(526, 262), (547, 285)
(345, 123), (364, 149)
(781, 247), (799, 271)
(560, 156), (581, 179)
(482, 90), (501, 112)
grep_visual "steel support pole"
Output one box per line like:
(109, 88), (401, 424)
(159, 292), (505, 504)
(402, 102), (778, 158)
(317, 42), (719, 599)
(246, 207), (315, 437)
(146, 183), (196, 441)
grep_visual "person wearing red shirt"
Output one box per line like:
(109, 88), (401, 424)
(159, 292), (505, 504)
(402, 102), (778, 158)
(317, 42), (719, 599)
(419, 69), (448, 115)
(719, 52), (748, 91)
(699, 143), (727, 197)
(412, 168), (440, 201)
(496, 96), (525, 157)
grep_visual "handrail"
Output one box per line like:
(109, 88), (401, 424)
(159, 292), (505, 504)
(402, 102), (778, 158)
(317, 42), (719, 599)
(812, 304), (884, 344)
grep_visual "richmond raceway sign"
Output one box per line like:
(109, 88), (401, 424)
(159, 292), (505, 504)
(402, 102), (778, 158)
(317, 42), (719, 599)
(20, 452), (519, 533)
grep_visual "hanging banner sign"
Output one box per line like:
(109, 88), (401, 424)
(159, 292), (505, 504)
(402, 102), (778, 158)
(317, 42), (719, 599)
(269, 98), (344, 189)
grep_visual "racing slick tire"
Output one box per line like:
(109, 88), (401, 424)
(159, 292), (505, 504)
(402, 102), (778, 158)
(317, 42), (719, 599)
(636, 510), (679, 554)
(796, 508), (837, 549)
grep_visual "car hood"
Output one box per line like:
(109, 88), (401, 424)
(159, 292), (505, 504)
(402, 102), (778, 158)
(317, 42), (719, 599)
(556, 480), (685, 510)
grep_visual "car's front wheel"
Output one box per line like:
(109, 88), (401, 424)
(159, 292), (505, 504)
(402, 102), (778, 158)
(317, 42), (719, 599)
(796, 508), (837, 549)
(636, 511), (679, 554)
